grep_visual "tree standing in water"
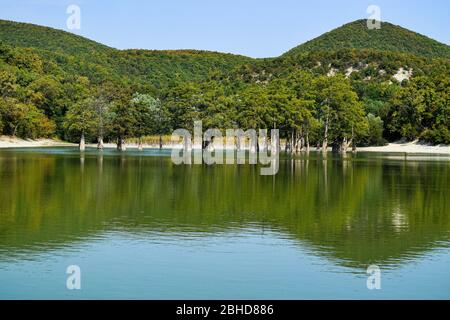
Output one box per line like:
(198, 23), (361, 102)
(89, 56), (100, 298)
(131, 93), (161, 150)
(111, 99), (136, 152)
(91, 97), (113, 150)
(64, 98), (97, 151)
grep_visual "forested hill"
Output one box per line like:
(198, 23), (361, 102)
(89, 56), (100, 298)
(0, 18), (449, 146)
(0, 19), (114, 57)
(283, 20), (450, 59)
(0, 19), (254, 86)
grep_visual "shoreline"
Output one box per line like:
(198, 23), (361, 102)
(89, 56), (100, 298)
(1, 136), (449, 155)
(0, 136), (76, 148)
(357, 141), (450, 155)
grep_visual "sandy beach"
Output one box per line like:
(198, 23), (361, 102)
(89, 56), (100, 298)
(1, 136), (449, 155)
(0, 136), (76, 148)
(358, 141), (450, 155)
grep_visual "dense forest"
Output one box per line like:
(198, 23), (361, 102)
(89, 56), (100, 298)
(0, 19), (449, 151)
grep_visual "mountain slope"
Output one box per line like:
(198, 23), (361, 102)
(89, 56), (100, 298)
(283, 20), (450, 59)
(0, 19), (254, 86)
(0, 19), (114, 57)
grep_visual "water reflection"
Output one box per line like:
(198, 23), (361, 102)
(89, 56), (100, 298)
(0, 148), (449, 271)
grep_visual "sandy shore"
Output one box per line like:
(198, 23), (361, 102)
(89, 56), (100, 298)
(1, 136), (449, 155)
(358, 141), (450, 155)
(0, 136), (76, 148)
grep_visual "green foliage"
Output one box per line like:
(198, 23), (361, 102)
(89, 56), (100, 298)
(385, 76), (450, 144)
(284, 20), (450, 59)
(0, 19), (449, 146)
(131, 93), (164, 138)
(111, 100), (137, 141)
(0, 97), (55, 138)
(63, 98), (98, 140)
(361, 114), (387, 146)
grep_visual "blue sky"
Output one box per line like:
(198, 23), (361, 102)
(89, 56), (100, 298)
(0, 0), (449, 57)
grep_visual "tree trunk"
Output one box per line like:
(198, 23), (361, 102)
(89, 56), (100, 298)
(351, 126), (357, 153)
(332, 138), (349, 154)
(342, 137), (348, 154)
(117, 137), (126, 151)
(79, 132), (85, 151)
(322, 113), (329, 153)
(159, 135), (163, 149)
(292, 131), (296, 154)
(285, 134), (289, 152)
(305, 130), (310, 153)
(97, 136), (104, 150)
(332, 141), (340, 153)
(295, 131), (301, 154)
(138, 137), (143, 151)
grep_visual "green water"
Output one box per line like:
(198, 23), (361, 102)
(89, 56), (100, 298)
(0, 148), (449, 299)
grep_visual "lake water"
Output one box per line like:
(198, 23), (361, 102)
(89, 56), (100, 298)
(0, 148), (449, 299)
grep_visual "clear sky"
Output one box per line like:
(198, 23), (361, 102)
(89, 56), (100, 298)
(0, 0), (449, 58)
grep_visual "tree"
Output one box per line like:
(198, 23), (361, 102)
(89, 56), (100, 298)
(131, 93), (161, 150)
(111, 100), (136, 151)
(362, 114), (387, 146)
(63, 98), (97, 151)
(0, 97), (55, 139)
(163, 83), (201, 131)
(274, 71), (318, 153)
(386, 75), (450, 144)
(91, 97), (113, 149)
(315, 75), (368, 153)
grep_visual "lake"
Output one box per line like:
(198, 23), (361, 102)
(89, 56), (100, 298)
(0, 148), (449, 299)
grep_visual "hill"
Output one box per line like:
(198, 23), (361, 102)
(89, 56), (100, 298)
(0, 19), (253, 86)
(283, 19), (450, 59)
(0, 18), (448, 145)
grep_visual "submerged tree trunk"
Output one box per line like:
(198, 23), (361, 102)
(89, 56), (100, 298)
(342, 137), (348, 154)
(97, 136), (104, 150)
(351, 126), (357, 153)
(332, 141), (340, 153)
(322, 113), (329, 153)
(305, 130), (310, 153)
(294, 131), (300, 153)
(79, 132), (85, 151)
(284, 138), (289, 153)
(332, 137), (351, 154)
(117, 137), (126, 152)
(290, 130), (295, 153)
